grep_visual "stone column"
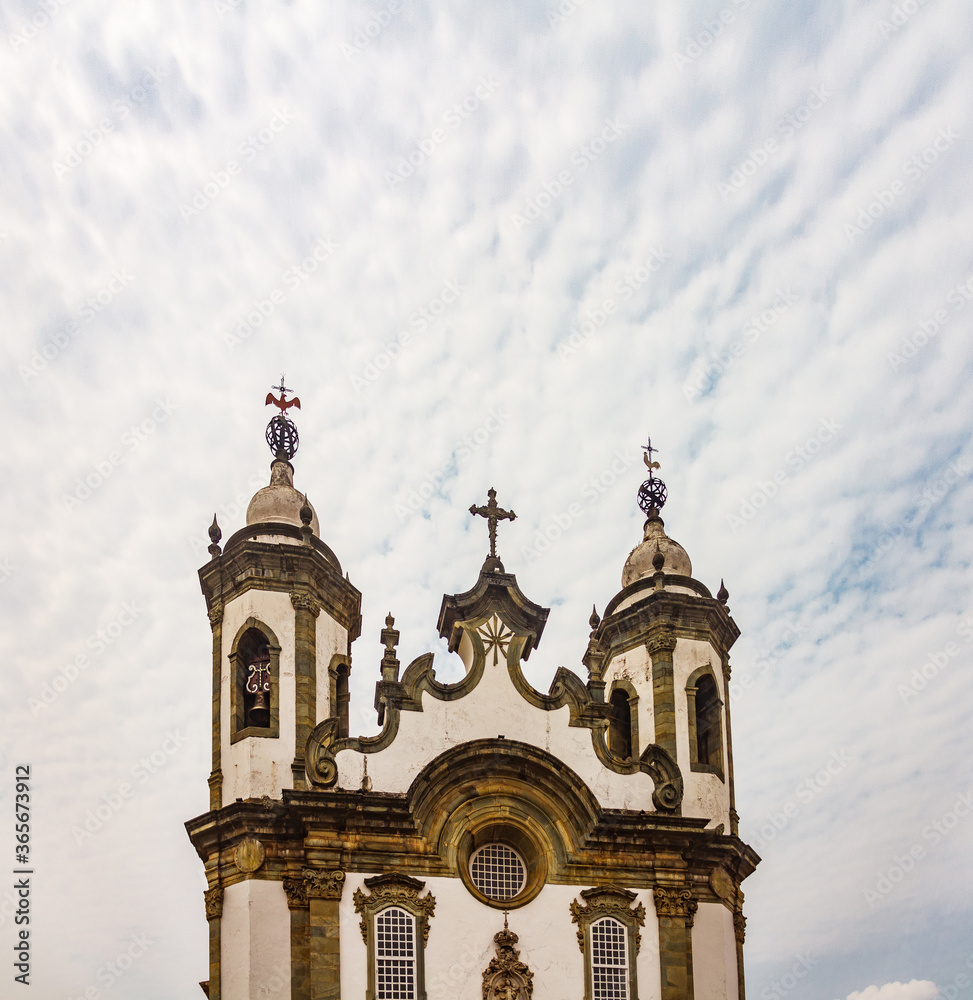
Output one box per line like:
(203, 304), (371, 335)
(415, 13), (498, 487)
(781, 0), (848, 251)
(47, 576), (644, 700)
(284, 877), (311, 1000)
(305, 869), (345, 1000)
(733, 911), (747, 1000)
(647, 632), (678, 758)
(291, 594), (321, 791)
(204, 887), (224, 1000)
(653, 884), (697, 1000)
(208, 603), (224, 811)
(722, 658), (739, 836)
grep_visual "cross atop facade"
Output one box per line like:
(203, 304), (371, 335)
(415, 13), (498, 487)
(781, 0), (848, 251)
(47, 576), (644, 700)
(469, 487), (516, 560)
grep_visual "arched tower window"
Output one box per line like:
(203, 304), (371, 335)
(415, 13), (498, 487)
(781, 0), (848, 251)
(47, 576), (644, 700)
(229, 619), (281, 743)
(608, 690), (632, 759)
(687, 667), (724, 779)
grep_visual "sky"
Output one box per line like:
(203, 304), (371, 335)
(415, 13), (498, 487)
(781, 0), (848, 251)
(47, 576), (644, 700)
(1, 1), (971, 998)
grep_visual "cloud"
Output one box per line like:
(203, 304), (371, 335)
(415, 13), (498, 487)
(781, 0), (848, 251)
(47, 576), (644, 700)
(844, 981), (939, 1000)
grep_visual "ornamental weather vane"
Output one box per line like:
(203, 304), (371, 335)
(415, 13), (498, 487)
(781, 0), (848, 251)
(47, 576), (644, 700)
(637, 435), (668, 514)
(264, 375), (301, 460)
(470, 488), (516, 560)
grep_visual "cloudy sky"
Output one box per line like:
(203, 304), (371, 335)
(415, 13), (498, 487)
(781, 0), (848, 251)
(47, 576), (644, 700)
(1, 1), (971, 998)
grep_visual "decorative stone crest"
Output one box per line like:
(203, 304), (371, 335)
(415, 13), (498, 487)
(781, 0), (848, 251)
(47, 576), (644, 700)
(353, 872), (436, 945)
(282, 876), (308, 909)
(290, 592), (321, 616)
(207, 602), (224, 628)
(303, 868), (345, 900)
(653, 886), (698, 926)
(478, 614), (514, 666)
(203, 886), (224, 920)
(570, 886), (645, 955)
(646, 631), (677, 655)
(733, 911), (747, 944)
(482, 914), (533, 1000)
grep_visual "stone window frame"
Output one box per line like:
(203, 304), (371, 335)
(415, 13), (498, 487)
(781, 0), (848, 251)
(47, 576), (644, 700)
(228, 617), (281, 744)
(606, 678), (640, 760)
(686, 664), (725, 780)
(353, 872), (436, 1000)
(571, 886), (645, 1000)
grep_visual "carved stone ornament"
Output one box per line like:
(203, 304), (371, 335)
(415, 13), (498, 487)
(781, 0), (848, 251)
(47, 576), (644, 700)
(482, 917), (533, 1000)
(290, 592), (321, 616)
(570, 886), (646, 955)
(353, 872), (436, 945)
(234, 837), (265, 874)
(646, 632), (677, 655)
(282, 876), (308, 909)
(733, 911), (747, 944)
(709, 867), (736, 905)
(207, 602), (224, 628)
(653, 886), (698, 926)
(642, 744), (684, 812)
(204, 886), (224, 920)
(303, 868), (345, 900)
(305, 717), (340, 787)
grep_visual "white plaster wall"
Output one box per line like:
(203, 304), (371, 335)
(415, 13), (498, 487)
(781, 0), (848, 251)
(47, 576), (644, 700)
(222, 880), (291, 1000)
(334, 650), (659, 810)
(341, 874), (661, 1000)
(314, 614), (348, 724)
(222, 589), (296, 804)
(692, 902), (738, 1000)
(674, 638), (731, 829)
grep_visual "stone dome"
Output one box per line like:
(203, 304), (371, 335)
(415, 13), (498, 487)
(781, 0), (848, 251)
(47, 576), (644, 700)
(621, 512), (692, 587)
(246, 459), (320, 534)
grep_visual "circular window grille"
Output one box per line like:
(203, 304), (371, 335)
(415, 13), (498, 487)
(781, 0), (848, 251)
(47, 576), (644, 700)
(469, 843), (527, 900)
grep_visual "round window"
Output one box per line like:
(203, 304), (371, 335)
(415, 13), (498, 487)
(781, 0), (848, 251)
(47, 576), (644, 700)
(469, 843), (527, 900)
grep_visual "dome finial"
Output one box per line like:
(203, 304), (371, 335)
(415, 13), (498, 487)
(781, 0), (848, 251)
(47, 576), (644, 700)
(264, 375), (301, 461)
(637, 434), (668, 515)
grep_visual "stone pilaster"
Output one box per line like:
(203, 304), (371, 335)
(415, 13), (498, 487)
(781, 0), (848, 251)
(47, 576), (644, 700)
(284, 876), (311, 1000)
(647, 632), (678, 758)
(734, 911), (747, 1000)
(291, 593), (321, 791)
(208, 602), (224, 811)
(305, 869), (345, 1000)
(654, 884), (697, 1000)
(204, 887), (224, 1000)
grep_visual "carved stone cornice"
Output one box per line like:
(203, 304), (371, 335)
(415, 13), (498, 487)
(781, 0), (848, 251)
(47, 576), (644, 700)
(570, 885), (646, 954)
(733, 911), (746, 943)
(653, 886), (698, 926)
(303, 867), (345, 900)
(204, 886), (224, 920)
(646, 632), (677, 655)
(207, 602), (224, 628)
(283, 876), (308, 909)
(353, 872), (436, 945)
(290, 592), (321, 616)
(482, 918), (533, 1000)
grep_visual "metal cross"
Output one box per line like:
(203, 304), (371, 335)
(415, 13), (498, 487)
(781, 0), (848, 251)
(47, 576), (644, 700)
(642, 435), (661, 472)
(469, 487), (516, 559)
(272, 374), (291, 398)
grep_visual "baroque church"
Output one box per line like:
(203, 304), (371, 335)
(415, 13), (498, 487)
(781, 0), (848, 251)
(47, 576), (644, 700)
(185, 388), (759, 1000)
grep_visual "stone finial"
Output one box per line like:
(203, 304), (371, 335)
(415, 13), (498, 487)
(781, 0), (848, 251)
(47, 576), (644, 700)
(652, 544), (665, 572)
(588, 605), (601, 633)
(300, 494), (313, 526)
(207, 515), (222, 558)
(717, 579), (729, 604)
(381, 613), (400, 681)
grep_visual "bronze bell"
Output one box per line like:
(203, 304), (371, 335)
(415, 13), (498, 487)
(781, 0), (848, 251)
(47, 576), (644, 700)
(246, 647), (272, 728)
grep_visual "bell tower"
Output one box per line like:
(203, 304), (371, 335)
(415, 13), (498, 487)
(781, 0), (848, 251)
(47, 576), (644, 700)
(192, 382), (361, 999)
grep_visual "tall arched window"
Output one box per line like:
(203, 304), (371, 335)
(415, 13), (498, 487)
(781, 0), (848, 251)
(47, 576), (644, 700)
(375, 907), (416, 1000)
(591, 917), (629, 1000)
(608, 690), (632, 759)
(229, 619), (281, 743)
(571, 886), (643, 1000)
(687, 667), (724, 779)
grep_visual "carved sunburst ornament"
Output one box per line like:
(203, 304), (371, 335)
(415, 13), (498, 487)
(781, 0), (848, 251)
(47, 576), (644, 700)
(478, 616), (513, 665)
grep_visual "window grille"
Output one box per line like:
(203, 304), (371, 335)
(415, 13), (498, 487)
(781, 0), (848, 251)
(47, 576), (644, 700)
(376, 907), (416, 1000)
(469, 843), (526, 900)
(591, 917), (628, 1000)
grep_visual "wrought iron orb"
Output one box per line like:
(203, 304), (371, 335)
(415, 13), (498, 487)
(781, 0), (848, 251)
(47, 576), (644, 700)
(266, 414), (299, 460)
(637, 476), (668, 514)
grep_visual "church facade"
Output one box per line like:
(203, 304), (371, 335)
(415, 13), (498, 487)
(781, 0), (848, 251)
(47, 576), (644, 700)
(186, 396), (759, 1000)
